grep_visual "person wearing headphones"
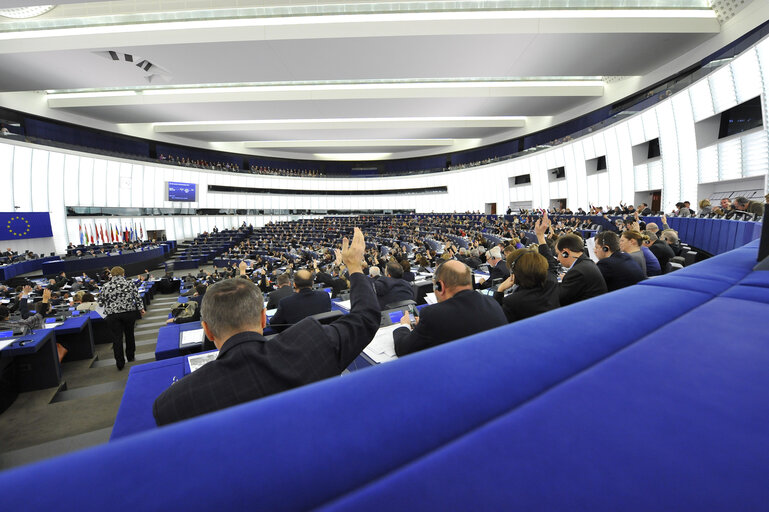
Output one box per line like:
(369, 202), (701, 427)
(594, 231), (646, 292)
(394, 259), (506, 357)
(493, 248), (560, 323)
(535, 214), (607, 306)
(477, 246), (510, 289)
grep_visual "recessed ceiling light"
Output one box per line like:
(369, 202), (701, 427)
(0, 6), (55, 19)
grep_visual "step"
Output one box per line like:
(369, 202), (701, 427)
(51, 381), (126, 403)
(90, 352), (156, 368)
(0, 427), (112, 471)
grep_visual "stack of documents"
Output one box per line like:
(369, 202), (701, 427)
(424, 292), (438, 305)
(363, 325), (400, 363)
(187, 351), (218, 372)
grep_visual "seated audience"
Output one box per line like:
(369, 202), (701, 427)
(535, 217), (607, 306)
(394, 260), (506, 357)
(477, 246), (510, 289)
(732, 196), (764, 216)
(374, 260), (415, 310)
(619, 230), (649, 277)
(266, 273), (293, 310)
(698, 199), (712, 216)
(493, 249), (559, 323)
(76, 292), (99, 312)
(400, 260), (415, 282)
(594, 231), (646, 291)
(660, 229), (683, 256)
(643, 230), (675, 274)
(152, 228), (379, 426)
(269, 269), (331, 331)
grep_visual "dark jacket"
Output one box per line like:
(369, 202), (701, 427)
(540, 245), (607, 306)
(394, 289), (506, 356)
(266, 286), (294, 310)
(478, 260), (510, 289)
(649, 240), (675, 273)
(596, 252), (646, 292)
(374, 276), (414, 310)
(493, 275), (560, 323)
(269, 287), (331, 331)
(153, 272), (380, 426)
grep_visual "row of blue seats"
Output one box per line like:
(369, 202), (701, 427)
(0, 221), (767, 510)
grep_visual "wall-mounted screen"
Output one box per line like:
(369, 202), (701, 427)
(168, 182), (196, 202)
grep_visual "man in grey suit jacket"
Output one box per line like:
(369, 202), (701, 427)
(153, 228), (379, 426)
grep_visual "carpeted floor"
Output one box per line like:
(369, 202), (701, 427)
(0, 284), (182, 471)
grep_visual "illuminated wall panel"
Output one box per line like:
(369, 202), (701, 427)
(0, 144), (14, 211)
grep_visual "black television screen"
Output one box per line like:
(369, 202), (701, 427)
(168, 182), (196, 202)
(718, 96), (764, 139)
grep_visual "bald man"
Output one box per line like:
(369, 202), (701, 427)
(394, 260), (506, 357)
(268, 268), (331, 332)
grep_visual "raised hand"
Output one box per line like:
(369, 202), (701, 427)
(341, 227), (365, 274)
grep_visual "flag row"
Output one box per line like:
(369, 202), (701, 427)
(77, 221), (144, 245)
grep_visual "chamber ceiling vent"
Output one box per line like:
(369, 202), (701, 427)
(94, 51), (172, 84)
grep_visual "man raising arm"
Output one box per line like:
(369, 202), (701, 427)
(153, 228), (380, 426)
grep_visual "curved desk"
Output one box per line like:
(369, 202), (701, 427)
(41, 247), (165, 277)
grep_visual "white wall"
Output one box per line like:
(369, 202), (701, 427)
(1, 34), (768, 255)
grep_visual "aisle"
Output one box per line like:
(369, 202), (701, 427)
(0, 291), (180, 470)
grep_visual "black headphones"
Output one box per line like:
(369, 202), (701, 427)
(561, 251), (569, 259)
(433, 280), (443, 292)
(509, 251), (527, 271)
(602, 246), (610, 252)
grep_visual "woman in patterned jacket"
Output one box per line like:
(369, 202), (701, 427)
(98, 266), (144, 370)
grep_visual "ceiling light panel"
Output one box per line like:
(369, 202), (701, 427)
(151, 117), (527, 132)
(47, 80), (605, 108)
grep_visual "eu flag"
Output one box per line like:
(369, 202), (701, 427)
(0, 212), (53, 241)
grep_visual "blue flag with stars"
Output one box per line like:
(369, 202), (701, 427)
(1, 212), (53, 241)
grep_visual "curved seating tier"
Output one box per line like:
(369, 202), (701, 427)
(0, 222), (767, 510)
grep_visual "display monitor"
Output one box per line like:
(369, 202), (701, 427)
(168, 182), (196, 202)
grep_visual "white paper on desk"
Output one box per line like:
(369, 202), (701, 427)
(266, 308), (277, 317)
(187, 351), (218, 372)
(44, 322), (63, 329)
(363, 324), (400, 363)
(425, 292), (438, 305)
(0, 338), (17, 351)
(179, 328), (205, 347)
(335, 300), (352, 311)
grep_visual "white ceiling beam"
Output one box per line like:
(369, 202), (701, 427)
(0, 10), (719, 54)
(149, 117), (526, 133)
(243, 139), (456, 148)
(47, 80), (605, 108)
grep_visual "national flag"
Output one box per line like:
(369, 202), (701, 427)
(78, 223), (83, 245)
(84, 225), (89, 245)
(99, 224), (105, 244)
(139, 224), (143, 240)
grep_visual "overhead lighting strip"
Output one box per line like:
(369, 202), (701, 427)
(0, 2), (712, 33)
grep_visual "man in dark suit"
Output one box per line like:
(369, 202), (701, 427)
(269, 269), (331, 331)
(477, 247), (509, 289)
(394, 260), (506, 357)
(266, 273), (293, 310)
(152, 228), (379, 426)
(594, 231), (646, 292)
(374, 260), (415, 310)
(643, 231), (675, 274)
(535, 216), (607, 306)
